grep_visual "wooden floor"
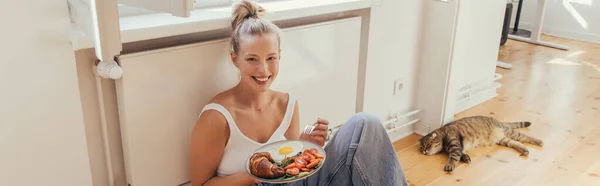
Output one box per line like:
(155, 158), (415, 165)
(394, 35), (600, 186)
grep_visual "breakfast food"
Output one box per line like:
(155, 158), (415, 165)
(268, 141), (304, 162)
(282, 149), (323, 175)
(249, 145), (325, 180)
(249, 152), (286, 179)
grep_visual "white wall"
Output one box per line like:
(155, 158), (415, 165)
(510, 0), (600, 43)
(0, 1), (93, 186)
(362, 0), (423, 123)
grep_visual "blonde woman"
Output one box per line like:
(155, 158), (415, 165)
(190, 1), (409, 185)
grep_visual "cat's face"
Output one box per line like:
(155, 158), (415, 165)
(419, 132), (443, 155)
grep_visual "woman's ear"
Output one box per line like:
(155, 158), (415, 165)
(230, 52), (238, 67)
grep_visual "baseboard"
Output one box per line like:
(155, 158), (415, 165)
(455, 89), (498, 114)
(386, 123), (417, 143)
(455, 80), (499, 114)
(544, 30), (600, 45)
(414, 122), (430, 136)
(512, 22), (600, 44)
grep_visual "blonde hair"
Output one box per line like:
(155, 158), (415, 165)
(230, 0), (281, 54)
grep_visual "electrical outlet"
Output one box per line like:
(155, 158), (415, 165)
(393, 78), (404, 96)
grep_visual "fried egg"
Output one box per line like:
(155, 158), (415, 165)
(269, 141), (304, 162)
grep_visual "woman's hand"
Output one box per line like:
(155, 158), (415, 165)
(245, 172), (262, 185)
(299, 118), (329, 146)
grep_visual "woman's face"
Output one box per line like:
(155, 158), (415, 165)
(231, 33), (280, 93)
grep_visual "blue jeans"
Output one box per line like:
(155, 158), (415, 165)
(257, 112), (409, 186)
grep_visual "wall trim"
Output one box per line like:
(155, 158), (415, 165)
(387, 123), (418, 143)
(455, 80), (501, 114)
(515, 22), (600, 44)
(455, 89), (498, 114)
(414, 122), (431, 136)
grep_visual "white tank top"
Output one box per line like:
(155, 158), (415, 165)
(198, 94), (295, 177)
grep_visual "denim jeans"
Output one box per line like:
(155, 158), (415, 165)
(257, 112), (409, 186)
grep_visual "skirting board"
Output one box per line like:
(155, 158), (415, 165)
(387, 121), (435, 142)
(455, 88), (498, 114)
(414, 122), (430, 136)
(512, 22), (600, 44)
(387, 123), (418, 143)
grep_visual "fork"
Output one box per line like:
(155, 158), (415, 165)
(303, 124), (316, 135)
(303, 124), (335, 146)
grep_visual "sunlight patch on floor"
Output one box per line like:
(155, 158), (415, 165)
(546, 58), (581, 66)
(565, 50), (586, 58)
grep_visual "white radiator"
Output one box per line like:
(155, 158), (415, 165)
(114, 17), (362, 186)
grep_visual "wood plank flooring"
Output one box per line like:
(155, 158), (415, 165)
(394, 35), (600, 186)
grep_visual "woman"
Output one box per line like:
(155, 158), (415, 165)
(190, 0), (409, 185)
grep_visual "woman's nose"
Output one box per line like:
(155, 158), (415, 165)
(256, 62), (268, 73)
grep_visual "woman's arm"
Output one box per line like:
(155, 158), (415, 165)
(285, 100), (329, 146)
(190, 110), (257, 186)
(201, 172), (257, 186)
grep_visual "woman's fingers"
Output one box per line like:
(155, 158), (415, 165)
(301, 119), (330, 146)
(312, 124), (328, 132)
(317, 118), (329, 125)
(309, 128), (328, 146)
(310, 130), (328, 138)
(311, 136), (325, 146)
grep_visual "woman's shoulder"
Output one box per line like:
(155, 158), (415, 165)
(270, 90), (296, 106)
(207, 89), (237, 107)
(197, 90), (235, 122)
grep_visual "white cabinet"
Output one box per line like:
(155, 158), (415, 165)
(443, 0), (506, 122)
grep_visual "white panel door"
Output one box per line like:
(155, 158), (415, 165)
(115, 17), (362, 186)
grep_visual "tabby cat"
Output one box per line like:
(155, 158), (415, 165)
(418, 116), (543, 172)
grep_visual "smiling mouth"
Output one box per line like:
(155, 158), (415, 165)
(252, 76), (271, 83)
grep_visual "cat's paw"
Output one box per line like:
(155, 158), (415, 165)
(535, 140), (544, 147)
(520, 150), (529, 156)
(444, 163), (456, 172)
(461, 154), (471, 163)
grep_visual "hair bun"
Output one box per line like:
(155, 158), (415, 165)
(231, 0), (266, 30)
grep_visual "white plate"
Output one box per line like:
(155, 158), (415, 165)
(245, 140), (327, 184)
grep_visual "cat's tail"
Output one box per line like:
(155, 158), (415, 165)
(501, 121), (532, 129)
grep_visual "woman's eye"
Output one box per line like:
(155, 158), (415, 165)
(247, 58), (257, 62)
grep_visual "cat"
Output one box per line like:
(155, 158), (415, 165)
(418, 115), (543, 172)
